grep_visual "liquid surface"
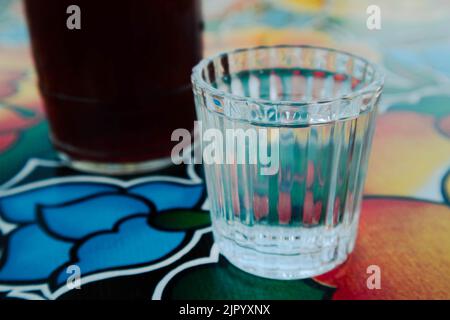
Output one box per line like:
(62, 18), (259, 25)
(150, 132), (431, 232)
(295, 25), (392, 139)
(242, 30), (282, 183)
(212, 68), (364, 102)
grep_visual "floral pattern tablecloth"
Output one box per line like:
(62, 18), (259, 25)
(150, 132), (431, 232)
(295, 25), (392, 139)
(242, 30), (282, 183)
(0, 0), (449, 300)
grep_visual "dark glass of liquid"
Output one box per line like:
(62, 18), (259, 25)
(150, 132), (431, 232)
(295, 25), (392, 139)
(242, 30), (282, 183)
(24, 0), (202, 174)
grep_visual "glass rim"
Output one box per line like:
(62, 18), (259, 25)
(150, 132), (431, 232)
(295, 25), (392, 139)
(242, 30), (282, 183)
(191, 44), (384, 107)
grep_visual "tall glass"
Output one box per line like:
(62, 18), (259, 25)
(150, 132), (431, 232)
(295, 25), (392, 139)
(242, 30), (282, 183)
(24, 0), (202, 174)
(192, 45), (383, 279)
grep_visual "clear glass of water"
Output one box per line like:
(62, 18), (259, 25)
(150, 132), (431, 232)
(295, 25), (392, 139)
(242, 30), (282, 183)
(191, 45), (383, 279)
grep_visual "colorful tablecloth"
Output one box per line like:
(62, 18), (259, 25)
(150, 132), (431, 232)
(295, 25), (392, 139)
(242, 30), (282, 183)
(0, 0), (449, 300)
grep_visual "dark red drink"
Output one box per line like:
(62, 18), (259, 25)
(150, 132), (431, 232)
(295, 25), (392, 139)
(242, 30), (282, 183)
(24, 0), (202, 172)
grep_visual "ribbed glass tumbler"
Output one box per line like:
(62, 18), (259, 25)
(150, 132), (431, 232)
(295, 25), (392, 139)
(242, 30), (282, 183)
(191, 45), (383, 279)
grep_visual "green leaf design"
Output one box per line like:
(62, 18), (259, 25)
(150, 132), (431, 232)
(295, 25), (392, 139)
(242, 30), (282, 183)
(166, 257), (333, 300)
(149, 209), (210, 231)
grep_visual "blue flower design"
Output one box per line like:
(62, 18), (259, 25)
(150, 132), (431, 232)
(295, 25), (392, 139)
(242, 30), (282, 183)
(0, 179), (205, 289)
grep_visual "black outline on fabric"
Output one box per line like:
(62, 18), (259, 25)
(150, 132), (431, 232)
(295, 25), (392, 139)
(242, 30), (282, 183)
(127, 180), (207, 209)
(48, 213), (192, 291)
(0, 223), (54, 285)
(0, 180), (205, 291)
(362, 194), (446, 205)
(35, 191), (155, 242)
(193, 163), (205, 180)
(0, 230), (6, 259)
(441, 169), (450, 206)
(0, 183), (121, 224)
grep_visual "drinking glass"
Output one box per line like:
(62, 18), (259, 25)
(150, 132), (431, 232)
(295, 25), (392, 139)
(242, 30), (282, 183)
(192, 45), (383, 279)
(24, 0), (202, 174)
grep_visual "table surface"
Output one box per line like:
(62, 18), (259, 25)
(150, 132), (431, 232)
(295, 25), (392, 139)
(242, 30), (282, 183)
(0, 0), (449, 300)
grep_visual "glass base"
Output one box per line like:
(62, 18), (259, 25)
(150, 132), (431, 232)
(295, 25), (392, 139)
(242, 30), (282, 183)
(212, 219), (357, 280)
(58, 152), (173, 175)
